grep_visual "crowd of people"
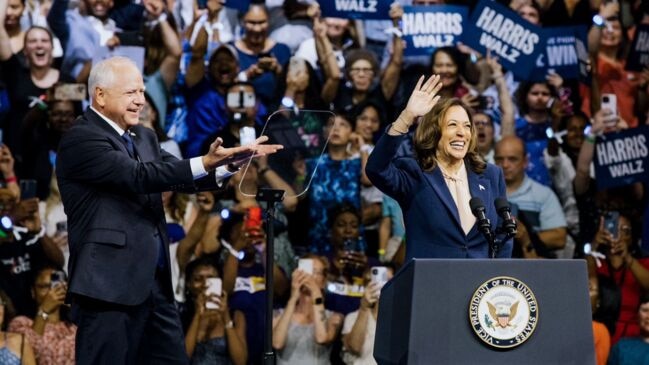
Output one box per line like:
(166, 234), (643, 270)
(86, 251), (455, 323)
(1, 0), (649, 364)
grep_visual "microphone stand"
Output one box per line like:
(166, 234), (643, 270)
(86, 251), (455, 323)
(492, 228), (517, 258)
(477, 219), (497, 258)
(256, 188), (285, 365)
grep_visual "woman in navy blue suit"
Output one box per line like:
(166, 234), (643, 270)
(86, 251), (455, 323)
(366, 75), (512, 261)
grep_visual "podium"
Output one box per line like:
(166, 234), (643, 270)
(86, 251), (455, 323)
(374, 259), (595, 365)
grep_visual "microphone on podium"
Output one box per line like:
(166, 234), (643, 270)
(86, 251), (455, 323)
(469, 197), (494, 251)
(494, 197), (517, 237)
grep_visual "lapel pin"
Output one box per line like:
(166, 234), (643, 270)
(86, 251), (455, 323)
(479, 184), (485, 191)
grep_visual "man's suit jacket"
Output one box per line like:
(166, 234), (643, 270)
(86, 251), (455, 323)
(366, 132), (513, 260)
(56, 109), (221, 306)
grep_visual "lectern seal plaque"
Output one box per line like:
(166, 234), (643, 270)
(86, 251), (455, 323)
(469, 276), (538, 349)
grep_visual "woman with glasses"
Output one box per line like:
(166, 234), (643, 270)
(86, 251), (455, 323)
(587, 211), (649, 345)
(272, 254), (343, 365)
(8, 267), (74, 364)
(321, 4), (403, 115)
(233, 3), (291, 107)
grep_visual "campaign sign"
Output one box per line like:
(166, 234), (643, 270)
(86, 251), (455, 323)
(530, 26), (589, 82)
(594, 126), (649, 190)
(402, 5), (469, 56)
(224, 0), (250, 12)
(318, 0), (391, 20)
(462, 0), (544, 80)
(626, 24), (649, 72)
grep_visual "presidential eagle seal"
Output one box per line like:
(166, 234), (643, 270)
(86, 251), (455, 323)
(469, 276), (538, 349)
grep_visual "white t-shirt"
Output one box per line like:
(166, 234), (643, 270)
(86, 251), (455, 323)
(341, 310), (377, 365)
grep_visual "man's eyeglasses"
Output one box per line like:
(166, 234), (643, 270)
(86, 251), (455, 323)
(350, 67), (374, 75)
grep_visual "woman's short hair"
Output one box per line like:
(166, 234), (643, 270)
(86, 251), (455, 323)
(330, 110), (355, 131)
(184, 256), (220, 283)
(414, 98), (486, 174)
(352, 98), (387, 129)
(558, 110), (590, 132)
(24, 26), (53, 45)
(344, 49), (379, 78)
(429, 47), (465, 79)
(514, 81), (558, 116)
(327, 201), (361, 228)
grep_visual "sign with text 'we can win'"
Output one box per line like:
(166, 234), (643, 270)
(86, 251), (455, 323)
(594, 126), (649, 190)
(318, 0), (391, 20)
(462, 0), (544, 80)
(530, 26), (589, 82)
(402, 5), (469, 56)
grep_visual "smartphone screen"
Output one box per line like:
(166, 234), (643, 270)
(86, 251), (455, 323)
(604, 211), (620, 239)
(298, 258), (314, 275)
(50, 271), (65, 288)
(601, 93), (618, 120)
(56, 221), (68, 235)
(205, 278), (222, 309)
(371, 266), (389, 290)
(239, 127), (256, 146)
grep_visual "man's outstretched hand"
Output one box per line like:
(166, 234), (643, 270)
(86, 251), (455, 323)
(202, 136), (283, 171)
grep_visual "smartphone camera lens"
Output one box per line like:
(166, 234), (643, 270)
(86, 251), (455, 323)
(372, 268), (378, 275)
(603, 96), (610, 103)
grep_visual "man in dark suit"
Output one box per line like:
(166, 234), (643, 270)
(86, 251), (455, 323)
(56, 56), (282, 364)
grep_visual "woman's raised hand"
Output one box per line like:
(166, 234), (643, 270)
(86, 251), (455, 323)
(404, 75), (443, 120)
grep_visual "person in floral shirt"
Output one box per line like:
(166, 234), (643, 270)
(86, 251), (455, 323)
(9, 266), (75, 365)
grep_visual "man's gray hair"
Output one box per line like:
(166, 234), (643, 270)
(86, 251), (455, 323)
(87, 57), (139, 99)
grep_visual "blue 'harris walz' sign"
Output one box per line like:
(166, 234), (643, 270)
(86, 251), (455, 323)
(626, 24), (649, 72)
(462, 0), (544, 80)
(318, 0), (391, 20)
(401, 5), (469, 56)
(530, 26), (589, 82)
(594, 126), (649, 190)
(224, 0), (250, 12)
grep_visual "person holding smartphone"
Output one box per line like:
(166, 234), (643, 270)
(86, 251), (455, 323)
(183, 257), (247, 365)
(587, 211), (649, 345)
(233, 3), (291, 106)
(341, 266), (394, 365)
(8, 267), (75, 365)
(272, 254), (343, 365)
(581, 2), (640, 128)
